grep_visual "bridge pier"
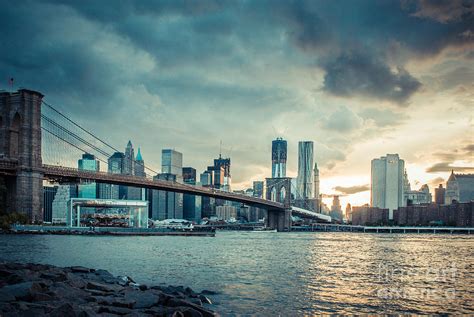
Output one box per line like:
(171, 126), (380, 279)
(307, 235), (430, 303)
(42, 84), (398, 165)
(0, 89), (44, 222)
(266, 209), (291, 232)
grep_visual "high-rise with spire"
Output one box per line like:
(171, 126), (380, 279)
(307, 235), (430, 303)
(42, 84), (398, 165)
(124, 140), (135, 176)
(272, 137), (287, 178)
(313, 163), (319, 199)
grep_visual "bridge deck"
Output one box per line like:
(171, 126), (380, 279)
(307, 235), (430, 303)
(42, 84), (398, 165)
(41, 164), (285, 210)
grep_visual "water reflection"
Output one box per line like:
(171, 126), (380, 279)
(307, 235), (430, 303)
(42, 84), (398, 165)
(0, 232), (472, 315)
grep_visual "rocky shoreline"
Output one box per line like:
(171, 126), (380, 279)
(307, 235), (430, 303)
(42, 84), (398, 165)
(0, 262), (217, 316)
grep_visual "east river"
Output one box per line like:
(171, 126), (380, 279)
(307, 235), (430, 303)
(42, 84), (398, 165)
(0, 232), (473, 315)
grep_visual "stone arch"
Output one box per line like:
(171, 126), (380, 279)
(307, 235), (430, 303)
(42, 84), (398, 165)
(270, 186), (277, 202)
(280, 186), (286, 203)
(10, 112), (21, 158)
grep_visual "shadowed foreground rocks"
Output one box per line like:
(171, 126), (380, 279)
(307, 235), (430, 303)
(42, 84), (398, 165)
(0, 262), (217, 317)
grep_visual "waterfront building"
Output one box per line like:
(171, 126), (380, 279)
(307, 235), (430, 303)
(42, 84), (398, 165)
(52, 184), (77, 224)
(435, 184), (446, 205)
(78, 153), (100, 199)
(296, 141), (314, 199)
(405, 184), (432, 205)
(43, 186), (58, 223)
(371, 154), (406, 219)
(394, 202), (473, 227)
(183, 167), (202, 222)
(272, 137), (287, 178)
(351, 205), (390, 226)
(445, 171), (474, 204)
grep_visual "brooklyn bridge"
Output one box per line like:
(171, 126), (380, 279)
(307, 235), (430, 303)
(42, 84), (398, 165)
(0, 89), (330, 231)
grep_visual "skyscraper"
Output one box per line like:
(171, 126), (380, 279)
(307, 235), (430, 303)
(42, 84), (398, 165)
(253, 181), (264, 198)
(78, 153), (100, 198)
(151, 149), (184, 220)
(128, 147), (145, 200)
(272, 138), (287, 178)
(162, 149), (183, 177)
(371, 154), (406, 219)
(435, 184), (446, 205)
(213, 155), (231, 191)
(182, 167), (202, 222)
(445, 171), (474, 204)
(313, 163), (319, 199)
(99, 151), (124, 199)
(123, 140), (135, 176)
(296, 141), (314, 199)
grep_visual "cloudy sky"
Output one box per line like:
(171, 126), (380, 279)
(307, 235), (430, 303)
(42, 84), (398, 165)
(1, 0), (473, 207)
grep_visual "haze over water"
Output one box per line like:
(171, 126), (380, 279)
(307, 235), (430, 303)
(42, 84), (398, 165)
(0, 232), (472, 315)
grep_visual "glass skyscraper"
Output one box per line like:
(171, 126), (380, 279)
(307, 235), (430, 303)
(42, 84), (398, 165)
(162, 149), (183, 176)
(272, 138), (287, 178)
(99, 151), (124, 199)
(296, 141), (314, 199)
(78, 153), (100, 198)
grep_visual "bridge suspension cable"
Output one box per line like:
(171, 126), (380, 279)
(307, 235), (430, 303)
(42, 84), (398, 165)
(41, 100), (159, 177)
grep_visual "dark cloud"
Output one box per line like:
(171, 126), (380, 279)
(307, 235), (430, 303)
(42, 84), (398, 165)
(334, 185), (370, 195)
(426, 162), (474, 173)
(463, 144), (474, 152)
(411, 0), (474, 23)
(321, 52), (422, 105)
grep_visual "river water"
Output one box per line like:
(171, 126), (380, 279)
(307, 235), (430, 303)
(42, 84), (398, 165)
(0, 232), (472, 315)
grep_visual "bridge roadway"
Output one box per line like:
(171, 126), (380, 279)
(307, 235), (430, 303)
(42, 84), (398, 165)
(41, 164), (285, 210)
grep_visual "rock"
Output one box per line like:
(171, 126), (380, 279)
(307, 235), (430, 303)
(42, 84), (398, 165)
(178, 306), (204, 317)
(123, 290), (160, 309)
(98, 305), (133, 315)
(49, 303), (77, 317)
(139, 284), (148, 291)
(167, 298), (215, 317)
(86, 281), (122, 293)
(31, 292), (54, 302)
(70, 266), (91, 273)
(189, 298), (203, 306)
(94, 269), (118, 284)
(0, 289), (16, 302)
(198, 295), (212, 305)
(0, 281), (39, 300)
(66, 273), (87, 289)
(172, 311), (185, 317)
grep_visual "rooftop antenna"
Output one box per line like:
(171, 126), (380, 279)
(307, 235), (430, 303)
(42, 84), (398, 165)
(219, 140), (222, 158)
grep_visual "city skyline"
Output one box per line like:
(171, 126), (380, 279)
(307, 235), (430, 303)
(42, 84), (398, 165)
(1, 0), (472, 209)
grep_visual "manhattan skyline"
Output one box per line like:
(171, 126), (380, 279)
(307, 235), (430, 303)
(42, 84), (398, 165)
(1, 0), (473, 208)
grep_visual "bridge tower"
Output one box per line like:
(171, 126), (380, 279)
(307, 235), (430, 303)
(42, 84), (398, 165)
(265, 177), (292, 231)
(0, 89), (44, 222)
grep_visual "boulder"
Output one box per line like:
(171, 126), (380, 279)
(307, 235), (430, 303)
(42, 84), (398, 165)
(86, 281), (122, 293)
(70, 266), (91, 273)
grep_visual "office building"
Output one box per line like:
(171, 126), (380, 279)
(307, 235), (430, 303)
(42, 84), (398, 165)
(253, 181), (264, 198)
(152, 173), (184, 220)
(330, 195), (343, 221)
(99, 152), (124, 199)
(52, 185), (77, 224)
(272, 138), (287, 178)
(445, 171), (474, 204)
(128, 148), (145, 200)
(296, 141), (314, 199)
(78, 153), (100, 198)
(183, 167), (202, 222)
(214, 155), (231, 191)
(435, 184), (446, 205)
(162, 149), (183, 177)
(371, 154), (406, 219)
(43, 186), (58, 223)
(405, 184), (432, 205)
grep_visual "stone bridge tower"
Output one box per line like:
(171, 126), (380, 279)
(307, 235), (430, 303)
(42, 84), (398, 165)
(0, 89), (44, 222)
(265, 177), (292, 231)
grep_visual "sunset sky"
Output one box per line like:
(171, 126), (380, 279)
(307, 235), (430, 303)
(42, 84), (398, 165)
(1, 0), (473, 208)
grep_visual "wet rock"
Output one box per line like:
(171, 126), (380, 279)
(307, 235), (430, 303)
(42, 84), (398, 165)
(198, 295), (212, 305)
(123, 289), (160, 309)
(98, 305), (133, 315)
(177, 306), (204, 317)
(70, 266), (91, 273)
(167, 298), (215, 317)
(139, 284), (148, 291)
(86, 281), (122, 293)
(65, 273), (87, 289)
(49, 303), (76, 317)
